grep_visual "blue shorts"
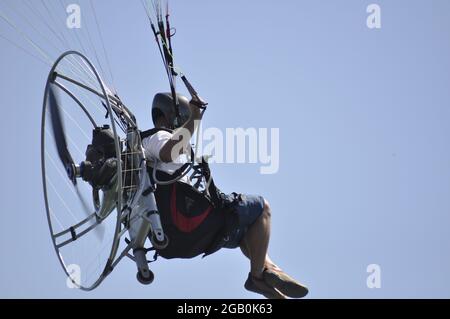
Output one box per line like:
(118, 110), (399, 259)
(221, 194), (265, 249)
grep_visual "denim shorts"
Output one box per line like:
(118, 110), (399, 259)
(221, 194), (265, 249)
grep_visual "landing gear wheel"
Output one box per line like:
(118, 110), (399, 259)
(136, 270), (154, 285)
(150, 233), (169, 250)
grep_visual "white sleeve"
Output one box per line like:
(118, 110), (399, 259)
(142, 131), (173, 161)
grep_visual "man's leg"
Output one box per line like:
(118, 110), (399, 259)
(240, 199), (286, 299)
(240, 230), (281, 272)
(241, 199), (272, 279)
(241, 242), (283, 275)
(241, 199), (309, 299)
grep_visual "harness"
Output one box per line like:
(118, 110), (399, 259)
(140, 128), (236, 259)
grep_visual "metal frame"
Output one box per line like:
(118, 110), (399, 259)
(41, 51), (131, 291)
(41, 51), (179, 291)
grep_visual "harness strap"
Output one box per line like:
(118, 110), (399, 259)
(139, 128), (223, 208)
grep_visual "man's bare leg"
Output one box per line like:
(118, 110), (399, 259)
(242, 199), (272, 279)
(240, 240), (281, 272)
(240, 200), (286, 298)
(241, 199), (308, 298)
(240, 199), (281, 274)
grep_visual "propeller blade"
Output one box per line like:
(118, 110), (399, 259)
(48, 83), (75, 176)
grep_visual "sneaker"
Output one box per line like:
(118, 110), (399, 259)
(244, 273), (286, 299)
(263, 269), (309, 298)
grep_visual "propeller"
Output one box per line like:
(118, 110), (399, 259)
(48, 83), (76, 183)
(47, 83), (105, 241)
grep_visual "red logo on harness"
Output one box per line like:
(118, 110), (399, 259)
(170, 185), (212, 233)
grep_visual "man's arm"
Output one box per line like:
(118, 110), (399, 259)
(158, 102), (202, 163)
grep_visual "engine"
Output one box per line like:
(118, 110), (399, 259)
(80, 125), (118, 189)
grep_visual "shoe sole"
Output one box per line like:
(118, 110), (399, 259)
(244, 278), (286, 299)
(263, 271), (309, 298)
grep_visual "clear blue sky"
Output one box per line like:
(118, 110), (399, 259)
(1, 0), (450, 298)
